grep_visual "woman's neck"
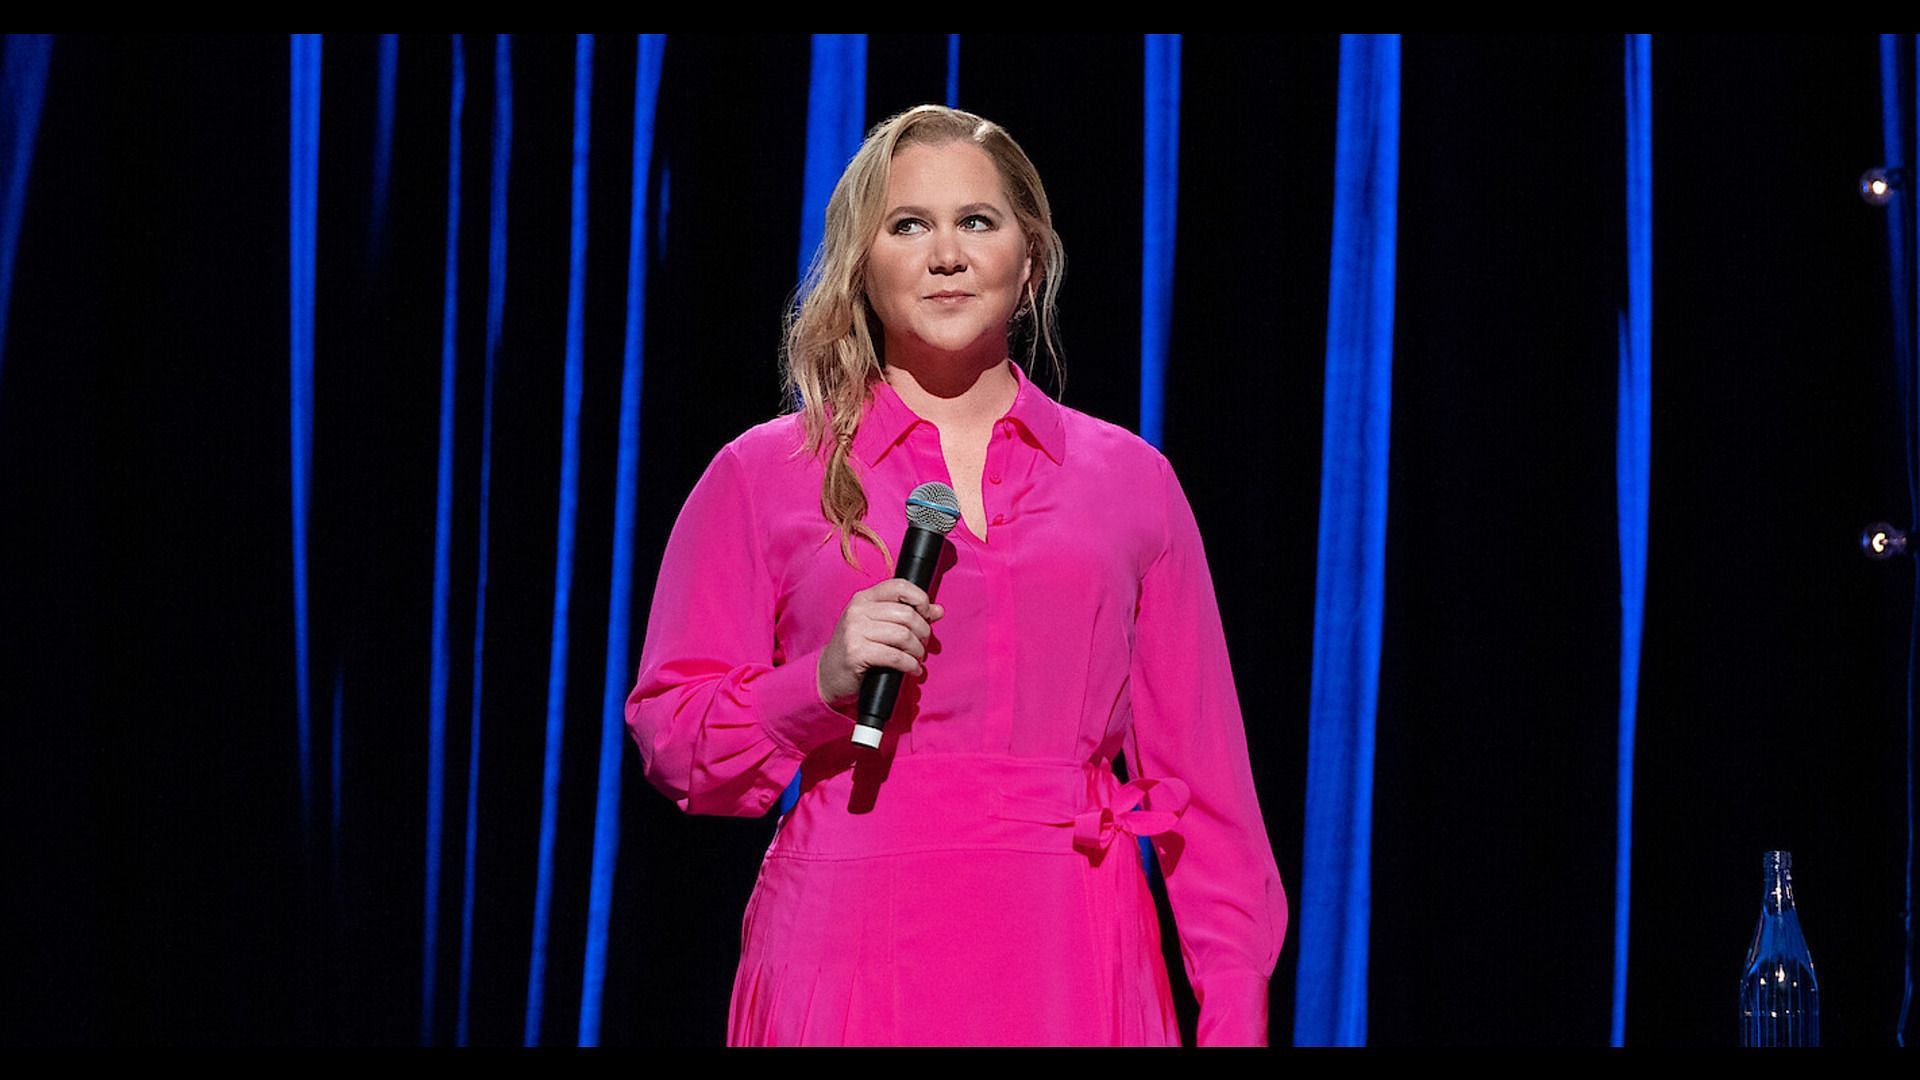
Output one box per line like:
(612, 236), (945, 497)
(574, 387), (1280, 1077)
(881, 344), (1017, 432)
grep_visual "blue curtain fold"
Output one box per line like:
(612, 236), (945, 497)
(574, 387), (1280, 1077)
(1140, 34), (1180, 451)
(1295, 31), (1398, 1050)
(1882, 31), (1919, 1049)
(422, 32), (465, 1047)
(579, 32), (667, 1048)
(0, 34), (52, 400)
(288, 31), (321, 861)
(946, 34), (961, 108)
(525, 32), (595, 1048)
(1613, 30), (1653, 1048)
(454, 32), (513, 1049)
(369, 34), (397, 258)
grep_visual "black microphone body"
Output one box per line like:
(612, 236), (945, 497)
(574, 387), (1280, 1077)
(851, 522), (946, 747)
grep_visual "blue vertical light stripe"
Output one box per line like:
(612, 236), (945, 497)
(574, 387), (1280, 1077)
(1908, 37), (1920, 1046)
(525, 32), (593, 1048)
(1890, 33), (1920, 1049)
(1295, 32), (1398, 1049)
(1613, 31), (1653, 1049)
(799, 34), (866, 282)
(421, 33), (465, 1048)
(580, 34), (667, 1048)
(289, 33), (321, 845)
(455, 32), (511, 1050)
(1881, 36), (1912, 496)
(1140, 34), (1180, 450)
(945, 33), (960, 108)
(0, 33), (52, 396)
(371, 34), (398, 255)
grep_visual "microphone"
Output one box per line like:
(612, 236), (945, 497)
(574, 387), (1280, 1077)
(851, 482), (961, 749)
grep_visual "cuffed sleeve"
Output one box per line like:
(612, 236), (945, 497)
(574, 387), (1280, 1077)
(1124, 452), (1289, 1046)
(626, 443), (853, 817)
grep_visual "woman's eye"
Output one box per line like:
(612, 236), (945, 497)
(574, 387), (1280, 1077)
(889, 215), (992, 235)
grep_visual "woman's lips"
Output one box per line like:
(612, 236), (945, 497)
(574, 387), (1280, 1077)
(924, 292), (973, 303)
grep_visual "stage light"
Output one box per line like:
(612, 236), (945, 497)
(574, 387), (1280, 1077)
(1861, 521), (1908, 559)
(1860, 167), (1903, 207)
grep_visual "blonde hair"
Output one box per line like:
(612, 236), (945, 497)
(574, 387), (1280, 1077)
(781, 105), (1066, 569)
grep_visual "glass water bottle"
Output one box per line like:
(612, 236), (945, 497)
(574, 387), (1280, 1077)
(1739, 849), (1820, 1046)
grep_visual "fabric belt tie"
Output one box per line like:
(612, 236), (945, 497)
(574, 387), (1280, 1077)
(769, 755), (1189, 862)
(996, 775), (1191, 856)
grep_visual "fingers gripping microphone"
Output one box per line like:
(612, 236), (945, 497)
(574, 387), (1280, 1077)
(851, 482), (961, 750)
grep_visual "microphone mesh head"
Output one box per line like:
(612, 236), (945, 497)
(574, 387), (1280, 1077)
(904, 482), (962, 535)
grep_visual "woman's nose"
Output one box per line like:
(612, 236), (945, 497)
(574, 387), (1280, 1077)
(929, 228), (966, 274)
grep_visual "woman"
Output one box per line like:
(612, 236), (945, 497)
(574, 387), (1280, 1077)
(626, 105), (1286, 1046)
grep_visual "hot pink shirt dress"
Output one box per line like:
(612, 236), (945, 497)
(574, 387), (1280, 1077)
(626, 360), (1288, 1045)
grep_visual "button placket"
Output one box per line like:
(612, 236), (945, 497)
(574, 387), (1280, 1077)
(986, 422), (1010, 524)
(981, 418), (1025, 750)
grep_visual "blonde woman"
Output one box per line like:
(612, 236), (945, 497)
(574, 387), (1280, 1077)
(626, 105), (1286, 1046)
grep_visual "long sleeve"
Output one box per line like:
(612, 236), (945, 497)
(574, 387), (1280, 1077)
(1124, 451), (1289, 1046)
(625, 443), (853, 817)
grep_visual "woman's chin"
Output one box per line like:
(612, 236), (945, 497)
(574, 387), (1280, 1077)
(907, 325), (1009, 360)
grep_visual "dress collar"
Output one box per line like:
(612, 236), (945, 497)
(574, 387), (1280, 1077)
(851, 360), (1066, 467)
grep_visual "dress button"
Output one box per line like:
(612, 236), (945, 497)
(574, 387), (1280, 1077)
(992, 513), (1005, 525)
(989, 472), (1001, 484)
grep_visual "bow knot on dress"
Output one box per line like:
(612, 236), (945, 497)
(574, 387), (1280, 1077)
(996, 772), (1191, 857)
(1069, 775), (1190, 855)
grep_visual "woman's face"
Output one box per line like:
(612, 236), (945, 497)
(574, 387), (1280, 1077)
(865, 140), (1032, 361)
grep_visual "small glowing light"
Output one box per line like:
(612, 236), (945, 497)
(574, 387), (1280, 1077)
(1861, 166), (1901, 207)
(1862, 522), (1907, 559)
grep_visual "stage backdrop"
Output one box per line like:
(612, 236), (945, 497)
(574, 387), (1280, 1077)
(0, 33), (1914, 1047)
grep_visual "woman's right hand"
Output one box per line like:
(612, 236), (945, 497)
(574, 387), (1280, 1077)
(816, 578), (945, 707)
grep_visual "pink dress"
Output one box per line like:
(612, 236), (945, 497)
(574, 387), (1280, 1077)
(625, 360), (1287, 1045)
